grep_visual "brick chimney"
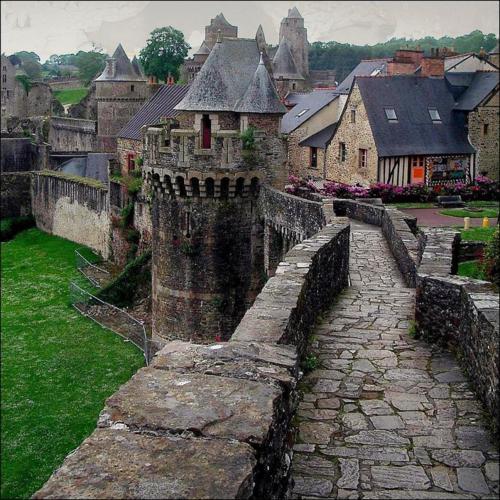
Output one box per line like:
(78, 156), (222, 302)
(421, 49), (445, 77)
(166, 74), (175, 85)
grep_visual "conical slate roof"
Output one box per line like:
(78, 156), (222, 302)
(235, 54), (287, 114)
(273, 38), (304, 80)
(175, 37), (262, 112)
(95, 43), (146, 82)
(195, 41), (211, 56)
(287, 7), (303, 18)
(256, 25), (266, 45)
(131, 56), (144, 78)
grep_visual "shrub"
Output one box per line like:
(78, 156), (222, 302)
(119, 202), (134, 229)
(1, 215), (35, 242)
(240, 126), (256, 151)
(482, 226), (499, 287)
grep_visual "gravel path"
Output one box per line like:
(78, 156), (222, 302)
(291, 221), (499, 499)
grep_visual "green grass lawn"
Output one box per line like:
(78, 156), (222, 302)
(457, 260), (487, 280)
(440, 207), (499, 218)
(1, 228), (144, 499)
(457, 226), (496, 242)
(53, 87), (88, 106)
(390, 200), (499, 211)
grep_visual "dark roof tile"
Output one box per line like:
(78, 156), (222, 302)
(356, 76), (475, 157)
(119, 84), (190, 140)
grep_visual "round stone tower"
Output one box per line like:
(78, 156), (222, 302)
(279, 6), (309, 78)
(95, 44), (148, 152)
(144, 40), (287, 344)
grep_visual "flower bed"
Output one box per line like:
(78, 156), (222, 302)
(285, 175), (499, 203)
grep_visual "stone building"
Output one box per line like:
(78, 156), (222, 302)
(273, 38), (306, 96)
(281, 89), (346, 179)
(142, 36), (287, 343)
(95, 44), (148, 152)
(324, 76), (476, 186)
(279, 7), (309, 79)
(447, 71), (499, 180)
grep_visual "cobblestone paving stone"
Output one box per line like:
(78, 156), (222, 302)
(291, 222), (499, 499)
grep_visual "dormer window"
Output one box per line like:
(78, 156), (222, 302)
(384, 108), (397, 121)
(428, 108), (441, 122)
(296, 109), (309, 118)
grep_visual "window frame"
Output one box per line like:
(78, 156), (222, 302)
(350, 109), (356, 123)
(428, 107), (441, 122)
(310, 147), (318, 169)
(384, 107), (397, 121)
(358, 148), (368, 169)
(339, 142), (347, 162)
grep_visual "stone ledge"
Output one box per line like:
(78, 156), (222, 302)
(32, 428), (256, 499)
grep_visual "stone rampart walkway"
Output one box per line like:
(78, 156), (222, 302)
(291, 221), (499, 499)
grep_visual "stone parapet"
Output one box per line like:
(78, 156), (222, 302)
(34, 220), (350, 499)
(415, 274), (499, 433)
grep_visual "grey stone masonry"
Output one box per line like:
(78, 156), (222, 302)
(34, 221), (350, 499)
(291, 221), (499, 499)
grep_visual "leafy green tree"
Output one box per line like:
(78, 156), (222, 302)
(14, 51), (42, 79)
(74, 50), (107, 85)
(139, 26), (190, 81)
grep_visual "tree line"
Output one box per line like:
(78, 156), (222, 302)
(10, 28), (498, 89)
(310, 30), (498, 82)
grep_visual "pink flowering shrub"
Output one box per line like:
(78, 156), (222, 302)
(286, 176), (499, 202)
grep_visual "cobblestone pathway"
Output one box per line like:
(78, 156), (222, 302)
(291, 222), (499, 499)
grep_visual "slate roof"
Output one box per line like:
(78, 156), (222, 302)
(299, 122), (338, 148)
(95, 44), (146, 82)
(235, 54), (286, 114)
(453, 71), (499, 111)
(337, 59), (389, 93)
(273, 38), (304, 80)
(194, 41), (211, 55)
(356, 76), (475, 157)
(175, 38), (267, 112)
(283, 91), (310, 107)
(281, 90), (339, 134)
(59, 153), (112, 183)
(287, 7), (303, 18)
(119, 84), (190, 140)
(131, 56), (144, 78)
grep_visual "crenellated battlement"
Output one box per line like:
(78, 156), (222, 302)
(144, 166), (262, 199)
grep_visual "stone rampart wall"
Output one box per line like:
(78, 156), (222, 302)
(49, 117), (97, 152)
(1, 137), (39, 173)
(31, 172), (110, 257)
(0, 172), (32, 217)
(34, 220), (350, 499)
(415, 275), (499, 433)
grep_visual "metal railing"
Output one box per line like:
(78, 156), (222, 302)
(69, 281), (151, 365)
(75, 247), (110, 288)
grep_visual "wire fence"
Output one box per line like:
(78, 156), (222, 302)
(75, 247), (110, 288)
(69, 281), (152, 365)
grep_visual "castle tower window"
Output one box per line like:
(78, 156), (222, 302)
(235, 177), (245, 196)
(483, 124), (489, 136)
(250, 177), (260, 197)
(201, 114), (212, 149)
(205, 177), (215, 197)
(220, 177), (230, 198)
(310, 147), (318, 169)
(350, 109), (356, 123)
(131, 84), (135, 92)
(339, 142), (347, 162)
(176, 176), (187, 197)
(190, 177), (200, 196)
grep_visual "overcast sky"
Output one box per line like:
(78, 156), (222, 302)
(1, 1), (499, 61)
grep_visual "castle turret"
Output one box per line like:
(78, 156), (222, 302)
(144, 38), (286, 343)
(95, 44), (148, 152)
(272, 38), (305, 95)
(279, 6), (309, 78)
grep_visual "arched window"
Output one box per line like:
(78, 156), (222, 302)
(176, 176), (187, 197)
(205, 177), (215, 197)
(190, 177), (200, 197)
(235, 177), (245, 196)
(164, 175), (174, 195)
(220, 177), (230, 198)
(250, 177), (260, 197)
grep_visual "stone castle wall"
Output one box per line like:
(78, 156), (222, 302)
(34, 220), (351, 500)
(468, 105), (499, 180)
(0, 172), (32, 217)
(1, 137), (39, 173)
(116, 137), (143, 175)
(31, 172), (110, 257)
(49, 117), (97, 152)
